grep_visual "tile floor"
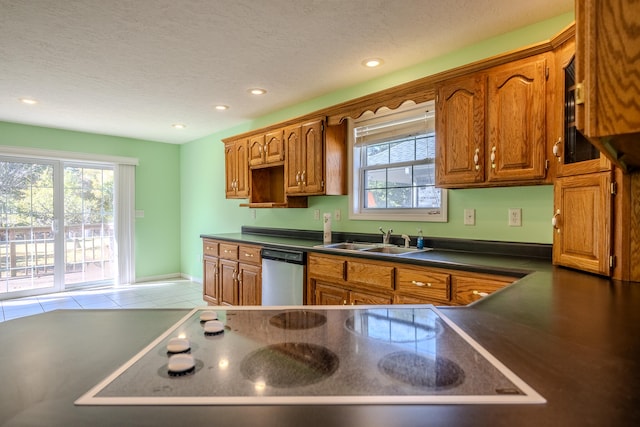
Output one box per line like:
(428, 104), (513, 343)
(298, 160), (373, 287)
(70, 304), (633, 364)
(0, 279), (204, 323)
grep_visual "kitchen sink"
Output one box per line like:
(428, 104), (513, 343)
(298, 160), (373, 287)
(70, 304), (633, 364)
(315, 242), (378, 251)
(360, 246), (429, 255)
(314, 242), (430, 256)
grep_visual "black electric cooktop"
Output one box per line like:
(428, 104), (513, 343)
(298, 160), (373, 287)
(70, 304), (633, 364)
(76, 306), (544, 405)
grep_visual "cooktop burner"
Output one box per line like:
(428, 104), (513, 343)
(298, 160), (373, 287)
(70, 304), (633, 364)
(378, 351), (465, 389)
(269, 310), (327, 330)
(241, 343), (339, 387)
(76, 306), (545, 406)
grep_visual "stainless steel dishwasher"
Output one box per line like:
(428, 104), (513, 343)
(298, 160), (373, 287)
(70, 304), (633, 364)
(261, 248), (305, 306)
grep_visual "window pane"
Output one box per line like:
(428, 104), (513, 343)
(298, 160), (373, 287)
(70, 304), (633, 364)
(413, 164), (434, 186)
(387, 187), (412, 208)
(365, 189), (386, 208)
(389, 138), (415, 163)
(416, 186), (441, 208)
(387, 166), (412, 188)
(364, 169), (386, 190)
(366, 144), (389, 166)
(416, 135), (432, 160)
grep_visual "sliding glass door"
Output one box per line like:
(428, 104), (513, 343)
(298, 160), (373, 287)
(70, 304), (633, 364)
(0, 157), (115, 299)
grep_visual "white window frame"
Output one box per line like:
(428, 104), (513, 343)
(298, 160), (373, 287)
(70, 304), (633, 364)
(348, 100), (447, 222)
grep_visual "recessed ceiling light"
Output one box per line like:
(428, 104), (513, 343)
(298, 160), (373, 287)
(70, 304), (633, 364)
(215, 105), (229, 111)
(19, 97), (38, 105)
(172, 123), (186, 129)
(362, 58), (384, 68)
(248, 88), (267, 96)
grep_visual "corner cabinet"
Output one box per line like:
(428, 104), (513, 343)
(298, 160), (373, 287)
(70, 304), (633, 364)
(436, 53), (551, 188)
(224, 139), (249, 198)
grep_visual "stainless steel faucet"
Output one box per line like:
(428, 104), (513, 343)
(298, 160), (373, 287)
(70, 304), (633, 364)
(379, 227), (393, 245)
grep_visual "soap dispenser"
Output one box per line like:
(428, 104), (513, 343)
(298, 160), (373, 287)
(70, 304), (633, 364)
(416, 229), (424, 249)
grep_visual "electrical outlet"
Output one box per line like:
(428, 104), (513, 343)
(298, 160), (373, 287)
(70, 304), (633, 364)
(508, 208), (522, 227)
(251, 209), (256, 219)
(314, 209), (320, 220)
(334, 209), (341, 221)
(464, 208), (476, 226)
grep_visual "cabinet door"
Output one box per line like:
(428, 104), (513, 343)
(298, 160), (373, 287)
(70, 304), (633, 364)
(234, 140), (250, 197)
(436, 73), (485, 187)
(487, 55), (548, 182)
(224, 142), (237, 198)
(203, 257), (219, 305)
(264, 129), (284, 164)
(300, 119), (324, 194)
(239, 263), (261, 306)
(395, 267), (450, 303)
(284, 125), (302, 193)
(248, 135), (265, 167)
(219, 259), (238, 306)
(553, 172), (613, 276)
(314, 281), (348, 305)
(553, 41), (611, 177)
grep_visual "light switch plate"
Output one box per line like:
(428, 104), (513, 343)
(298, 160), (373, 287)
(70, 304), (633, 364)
(464, 209), (475, 226)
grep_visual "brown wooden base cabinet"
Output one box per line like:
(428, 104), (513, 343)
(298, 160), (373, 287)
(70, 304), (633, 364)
(307, 253), (515, 307)
(202, 238), (262, 306)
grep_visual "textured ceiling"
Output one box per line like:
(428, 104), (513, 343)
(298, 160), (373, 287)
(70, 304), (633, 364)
(0, 0), (573, 144)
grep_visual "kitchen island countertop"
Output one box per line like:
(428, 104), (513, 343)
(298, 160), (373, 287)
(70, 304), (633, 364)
(1, 234), (639, 426)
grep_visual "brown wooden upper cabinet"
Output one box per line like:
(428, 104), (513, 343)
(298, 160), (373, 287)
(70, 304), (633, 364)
(284, 119), (325, 195)
(224, 138), (249, 198)
(284, 118), (347, 196)
(575, 0), (640, 172)
(248, 129), (284, 167)
(436, 53), (552, 188)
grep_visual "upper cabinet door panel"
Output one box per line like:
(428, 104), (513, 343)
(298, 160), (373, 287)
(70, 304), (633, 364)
(436, 74), (485, 186)
(487, 55), (548, 182)
(301, 119), (324, 194)
(284, 125), (302, 194)
(264, 129), (284, 164)
(248, 135), (265, 167)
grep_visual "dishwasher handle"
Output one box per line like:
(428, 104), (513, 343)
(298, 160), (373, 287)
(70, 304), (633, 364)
(261, 248), (306, 265)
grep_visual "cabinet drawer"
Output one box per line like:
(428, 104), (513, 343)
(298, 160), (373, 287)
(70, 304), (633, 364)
(396, 267), (450, 302)
(203, 239), (219, 257)
(219, 243), (239, 260)
(347, 261), (394, 291)
(453, 276), (513, 305)
(238, 245), (261, 264)
(308, 255), (345, 281)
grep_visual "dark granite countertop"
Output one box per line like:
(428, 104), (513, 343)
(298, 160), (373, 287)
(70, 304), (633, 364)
(1, 231), (639, 426)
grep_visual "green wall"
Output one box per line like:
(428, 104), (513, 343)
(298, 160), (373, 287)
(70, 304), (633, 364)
(180, 12), (574, 280)
(0, 121), (181, 280)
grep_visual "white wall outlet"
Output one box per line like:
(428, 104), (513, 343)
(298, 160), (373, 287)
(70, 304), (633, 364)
(509, 208), (522, 227)
(135, 210), (144, 218)
(314, 209), (320, 220)
(334, 209), (341, 221)
(251, 209), (256, 219)
(464, 208), (476, 226)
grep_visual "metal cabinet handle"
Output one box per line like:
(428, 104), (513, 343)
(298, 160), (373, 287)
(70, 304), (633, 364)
(473, 148), (480, 171)
(244, 253), (254, 257)
(491, 146), (497, 169)
(301, 170), (306, 185)
(412, 280), (432, 287)
(472, 290), (489, 297)
(295, 171), (301, 184)
(553, 138), (562, 161)
(552, 209), (561, 233)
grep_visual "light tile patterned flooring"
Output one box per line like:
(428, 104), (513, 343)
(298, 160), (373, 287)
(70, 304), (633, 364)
(0, 279), (204, 323)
